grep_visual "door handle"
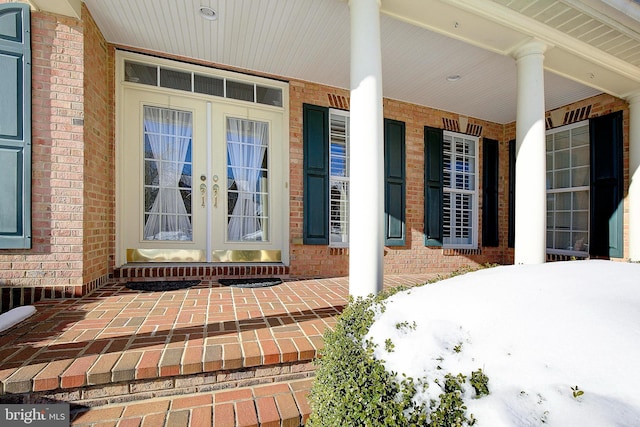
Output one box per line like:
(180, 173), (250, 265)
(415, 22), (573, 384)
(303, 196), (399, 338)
(212, 184), (219, 208)
(200, 183), (206, 207)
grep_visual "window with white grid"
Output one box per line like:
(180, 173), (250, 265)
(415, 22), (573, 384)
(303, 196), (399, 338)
(443, 131), (478, 248)
(329, 110), (349, 247)
(546, 121), (590, 257)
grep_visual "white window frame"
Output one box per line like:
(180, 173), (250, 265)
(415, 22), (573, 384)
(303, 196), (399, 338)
(443, 131), (479, 249)
(545, 120), (590, 258)
(329, 109), (349, 247)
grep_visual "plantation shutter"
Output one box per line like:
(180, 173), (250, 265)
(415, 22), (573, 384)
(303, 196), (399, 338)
(507, 140), (515, 248)
(424, 126), (443, 246)
(482, 138), (499, 247)
(303, 104), (330, 245)
(0, 4), (31, 249)
(589, 111), (624, 258)
(384, 119), (406, 246)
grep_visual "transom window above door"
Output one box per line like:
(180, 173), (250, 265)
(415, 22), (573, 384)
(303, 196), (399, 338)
(124, 61), (283, 107)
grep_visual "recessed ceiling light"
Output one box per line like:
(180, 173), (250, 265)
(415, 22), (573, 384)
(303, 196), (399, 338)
(199, 6), (217, 21)
(447, 75), (461, 82)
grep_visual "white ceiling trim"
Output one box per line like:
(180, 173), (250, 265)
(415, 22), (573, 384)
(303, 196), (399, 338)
(440, 0), (640, 95)
(29, 0), (81, 18)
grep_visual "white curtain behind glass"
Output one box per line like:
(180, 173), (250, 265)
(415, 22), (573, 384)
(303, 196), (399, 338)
(227, 118), (268, 241)
(143, 106), (193, 240)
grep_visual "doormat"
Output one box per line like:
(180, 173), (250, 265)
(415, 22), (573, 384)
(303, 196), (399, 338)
(218, 278), (282, 288)
(125, 280), (201, 292)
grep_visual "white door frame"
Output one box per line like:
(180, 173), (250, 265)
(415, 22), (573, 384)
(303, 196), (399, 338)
(115, 51), (290, 267)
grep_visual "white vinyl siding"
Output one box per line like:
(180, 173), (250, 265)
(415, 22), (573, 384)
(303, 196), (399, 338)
(443, 131), (478, 249)
(546, 121), (590, 257)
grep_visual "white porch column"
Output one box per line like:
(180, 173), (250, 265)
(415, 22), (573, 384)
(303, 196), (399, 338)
(629, 91), (640, 261)
(348, 0), (384, 297)
(513, 40), (547, 264)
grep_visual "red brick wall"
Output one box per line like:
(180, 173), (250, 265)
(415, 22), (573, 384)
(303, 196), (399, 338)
(0, 4), (84, 294)
(288, 80), (510, 277)
(0, 2), (115, 310)
(82, 5), (115, 288)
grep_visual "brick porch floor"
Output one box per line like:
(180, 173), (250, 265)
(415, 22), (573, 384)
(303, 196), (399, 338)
(0, 273), (438, 426)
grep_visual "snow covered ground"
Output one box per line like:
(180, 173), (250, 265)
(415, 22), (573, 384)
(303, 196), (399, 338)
(0, 305), (36, 333)
(367, 260), (640, 426)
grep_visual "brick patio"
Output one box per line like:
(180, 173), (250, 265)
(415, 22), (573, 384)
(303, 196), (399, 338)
(0, 273), (438, 426)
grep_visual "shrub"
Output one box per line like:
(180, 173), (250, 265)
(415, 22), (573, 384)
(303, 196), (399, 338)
(308, 268), (494, 426)
(307, 294), (428, 426)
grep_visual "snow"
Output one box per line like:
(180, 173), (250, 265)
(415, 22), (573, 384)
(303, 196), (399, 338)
(366, 260), (640, 426)
(0, 305), (36, 333)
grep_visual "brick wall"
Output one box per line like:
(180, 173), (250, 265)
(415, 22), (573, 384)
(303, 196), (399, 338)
(0, 2), (115, 311)
(288, 80), (510, 277)
(0, 3), (85, 311)
(82, 4), (115, 290)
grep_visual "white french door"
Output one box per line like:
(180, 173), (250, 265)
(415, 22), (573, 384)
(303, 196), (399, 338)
(118, 88), (285, 264)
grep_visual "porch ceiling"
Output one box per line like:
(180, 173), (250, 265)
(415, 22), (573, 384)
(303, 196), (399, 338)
(76, 0), (639, 124)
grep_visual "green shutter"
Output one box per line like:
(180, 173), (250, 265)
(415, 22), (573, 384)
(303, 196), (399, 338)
(424, 126), (443, 246)
(507, 139), (515, 248)
(303, 104), (329, 245)
(384, 119), (405, 246)
(589, 111), (624, 258)
(482, 138), (499, 247)
(0, 4), (30, 249)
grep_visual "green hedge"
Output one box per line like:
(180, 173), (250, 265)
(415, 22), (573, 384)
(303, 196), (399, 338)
(307, 274), (490, 427)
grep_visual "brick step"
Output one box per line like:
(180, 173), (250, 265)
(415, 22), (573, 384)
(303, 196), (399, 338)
(7, 360), (315, 408)
(1, 326), (323, 398)
(113, 263), (290, 281)
(70, 377), (314, 427)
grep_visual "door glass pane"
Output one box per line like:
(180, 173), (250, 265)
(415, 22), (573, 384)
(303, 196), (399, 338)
(226, 117), (269, 242)
(142, 106), (193, 241)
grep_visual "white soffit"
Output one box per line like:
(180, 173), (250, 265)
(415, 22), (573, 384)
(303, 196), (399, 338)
(381, 0), (530, 55)
(414, 0), (640, 98)
(29, 0), (81, 18)
(84, 0), (616, 123)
